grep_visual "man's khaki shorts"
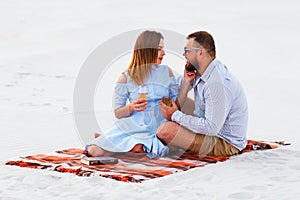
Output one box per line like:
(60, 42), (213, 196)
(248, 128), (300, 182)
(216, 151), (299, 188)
(189, 134), (240, 156)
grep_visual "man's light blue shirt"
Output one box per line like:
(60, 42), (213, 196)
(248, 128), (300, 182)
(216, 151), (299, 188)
(172, 59), (248, 151)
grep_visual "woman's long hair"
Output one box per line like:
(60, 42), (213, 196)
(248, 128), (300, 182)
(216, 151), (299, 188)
(127, 30), (163, 85)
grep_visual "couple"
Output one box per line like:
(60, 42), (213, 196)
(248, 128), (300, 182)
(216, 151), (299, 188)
(85, 30), (248, 158)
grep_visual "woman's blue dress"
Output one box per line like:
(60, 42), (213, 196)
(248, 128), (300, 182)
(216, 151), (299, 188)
(88, 64), (178, 158)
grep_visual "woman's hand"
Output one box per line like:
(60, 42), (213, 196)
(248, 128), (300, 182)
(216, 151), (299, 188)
(115, 98), (147, 119)
(129, 98), (148, 112)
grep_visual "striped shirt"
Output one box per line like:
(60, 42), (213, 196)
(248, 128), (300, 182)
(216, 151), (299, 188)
(172, 59), (248, 151)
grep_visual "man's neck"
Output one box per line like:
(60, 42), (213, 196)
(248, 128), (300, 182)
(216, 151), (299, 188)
(197, 57), (214, 76)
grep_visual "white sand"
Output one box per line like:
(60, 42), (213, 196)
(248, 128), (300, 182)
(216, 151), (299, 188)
(1, 0), (300, 199)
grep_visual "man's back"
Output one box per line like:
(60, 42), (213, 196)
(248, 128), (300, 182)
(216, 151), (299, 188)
(195, 59), (248, 150)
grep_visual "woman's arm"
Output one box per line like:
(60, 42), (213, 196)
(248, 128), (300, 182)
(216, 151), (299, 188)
(114, 104), (134, 119)
(114, 73), (147, 119)
(114, 73), (131, 119)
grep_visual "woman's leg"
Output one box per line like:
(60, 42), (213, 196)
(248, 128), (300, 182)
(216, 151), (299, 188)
(87, 143), (146, 157)
(129, 144), (146, 153)
(87, 145), (114, 157)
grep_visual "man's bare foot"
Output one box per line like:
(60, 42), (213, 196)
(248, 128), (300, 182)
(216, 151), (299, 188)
(94, 132), (101, 138)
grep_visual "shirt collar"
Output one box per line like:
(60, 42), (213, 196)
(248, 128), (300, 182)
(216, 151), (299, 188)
(200, 58), (218, 82)
(191, 58), (219, 87)
(192, 74), (201, 88)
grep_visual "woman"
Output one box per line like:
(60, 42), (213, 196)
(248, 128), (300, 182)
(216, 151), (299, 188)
(86, 30), (178, 158)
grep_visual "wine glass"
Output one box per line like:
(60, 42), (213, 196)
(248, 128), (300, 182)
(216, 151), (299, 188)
(138, 84), (148, 100)
(138, 84), (148, 126)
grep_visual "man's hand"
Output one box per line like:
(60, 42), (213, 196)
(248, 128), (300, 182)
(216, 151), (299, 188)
(160, 98), (178, 121)
(184, 69), (197, 83)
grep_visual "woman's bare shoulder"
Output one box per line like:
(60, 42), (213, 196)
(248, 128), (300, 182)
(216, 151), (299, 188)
(117, 72), (127, 83)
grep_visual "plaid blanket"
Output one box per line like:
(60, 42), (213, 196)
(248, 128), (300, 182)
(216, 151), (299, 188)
(5, 140), (287, 183)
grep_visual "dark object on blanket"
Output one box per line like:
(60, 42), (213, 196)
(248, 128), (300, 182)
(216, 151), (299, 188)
(162, 97), (172, 107)
(81, 156), (118, 165)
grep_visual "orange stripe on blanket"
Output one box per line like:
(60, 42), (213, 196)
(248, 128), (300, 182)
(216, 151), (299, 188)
(5, 140), (288, 183)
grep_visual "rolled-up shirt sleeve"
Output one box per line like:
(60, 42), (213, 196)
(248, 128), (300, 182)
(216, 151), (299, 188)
(171, 82), (232, 136)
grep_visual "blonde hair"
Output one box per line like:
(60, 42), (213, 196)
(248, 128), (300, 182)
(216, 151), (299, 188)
(127, 30), (163, 85)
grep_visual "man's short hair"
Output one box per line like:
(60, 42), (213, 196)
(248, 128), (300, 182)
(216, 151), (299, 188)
(187, 31), (216, 58)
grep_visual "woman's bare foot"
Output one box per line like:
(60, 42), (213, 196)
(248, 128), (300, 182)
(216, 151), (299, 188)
(94, 132), (101, 138)
(87, 145), (113, 157)
(129, 144), (147, 153)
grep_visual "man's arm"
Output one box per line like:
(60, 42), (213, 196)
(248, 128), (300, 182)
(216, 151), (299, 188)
(176, 70), (196, 109)
(176, 78), (190, 110)
(172, 83), (232, 136)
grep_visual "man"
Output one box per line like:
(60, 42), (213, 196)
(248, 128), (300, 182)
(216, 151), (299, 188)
(157, 31), (248, 156)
